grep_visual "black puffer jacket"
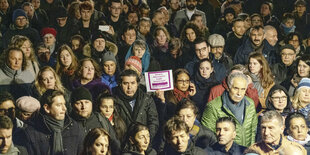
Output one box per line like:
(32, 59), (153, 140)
(21, 113), (84, 155)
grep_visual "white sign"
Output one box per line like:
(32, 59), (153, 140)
(144, 70), (174, 92)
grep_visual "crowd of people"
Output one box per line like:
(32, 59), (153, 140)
(1, 0), (310, 154)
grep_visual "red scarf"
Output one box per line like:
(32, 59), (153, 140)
(64, 68), (75, 76)
(108, 114), (113, 122)
(173, 88), (190, 102)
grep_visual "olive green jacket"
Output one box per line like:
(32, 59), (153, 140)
(201, 95), (258, 147)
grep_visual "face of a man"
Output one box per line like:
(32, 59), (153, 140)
(15, 16), (27, 29)
(225, 13), (234, 24)
(127, 12), (138, 26)
(57, 17), (68, 27)
(195, 42), (210, 60)
(81, 9), (93, 21)
(0, 128), (12, 154)
(93, 38), (105, 52)
(216, 121), (236, 146)
(44, 95), (67, 120)
(31, 0), (40, 10)
(23, 5), (34, 18)
(265, 29), (278, 46)
(211, 47), (224, 60)
(261, 118), (284, 145)
(73, 99), (92, 118)
(281, 49), (296, 66)
(7, 50), (23, 71)
(139, 21), (151, 35)
(121, 76), (138, 97)
(232, 21), (245, 38)
(260, 4), (271, 17)
(0, 0), (9, 12)
(0, 100), (15, 120)
(152, 13), (165, 26)
(43, 34), (56, 47)
(296, 5), (306, 15)
(122, 29), (136, 45)
(169, 130), (190, 153)
(109, 2), (122, 18)
(250, 28), (264, 47)
(186, 0), (197, 11)
(228, 77), (247, 103)
(178, 108), (196, 129)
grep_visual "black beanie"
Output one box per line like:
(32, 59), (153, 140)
(71, 87), (92, 104)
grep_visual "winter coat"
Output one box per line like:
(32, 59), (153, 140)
(234, 39), (277, 65)
(114, 87), (159, 140)
(71, 78), (110, 103)
(207, 142), (247, 155)
(208, 78), (260, 107)
(160, 140), (206, 155)
(248, 136), (307, 155)
(125, 43), (151, 74)
(264, 85), (293, 115)
(271, 61), (297, 85)
(101, 73), (118, 92)
(225, 31), (244, 58)
(0, 64), (35, 98)
(21, 114), (84, 155)
(191, 120), (217, 149)
(201, 95), (258, 147)
(173, 9), (206, 33)
(213, 52), (233, 71)
(213, 18), (232, 39)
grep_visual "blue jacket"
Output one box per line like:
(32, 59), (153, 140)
(125, 43), (151, 74)
(234, 38), (277, 65)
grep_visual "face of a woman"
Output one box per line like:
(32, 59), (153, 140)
(249, 58), (262, 75)
(298, 60), (310, 77)
(99, 99), (114, 119)
(21, 40), (31, 58)
(91, 135), (109, 155)
(289, 117), (308, 141)
(71, 39), (80, 51)
(41, 70), (56, 89)
(82, 60), (95, 81)
(199, 61), (213, 79)
(178, 108), (196, 129)
(270, 91), (287, 113)
(289, 35), (300, 49)
(43, 34), (56, 47)
(185, 28), (196, 42)
(176, 73), (190, 92)
(156, 30), (167, 46)
(133, 46), (146, 59)
(134, 129), (150, 153)
(60, 50), (72, 68)
(299, 87), (310, 104)
(103, 61), (116, 76)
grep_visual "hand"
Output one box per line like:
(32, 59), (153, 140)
(106, 25), (115, 36)
(189, 83), (196, 96)
(155, 90), (165, 103)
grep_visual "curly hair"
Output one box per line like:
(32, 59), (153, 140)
(180, 22), (203, 42)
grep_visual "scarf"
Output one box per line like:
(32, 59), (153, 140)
(108, 114), (113, 122)
(63, 68), (75, 76)
(251, 73), (264, 97)
(222, 91), (246, 124)
(173, 87), (189, 102)
(280, 23), (296, 35)
(153, 40), (168, 53)
(44, 115), (65, 155)
(287, 134), (310, 146)
(193, 71), (216, 90)
(117, 87), (138, 105)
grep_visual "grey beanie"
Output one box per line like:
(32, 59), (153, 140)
(102, 51), (116, 63)
(208, 34), (225, 47)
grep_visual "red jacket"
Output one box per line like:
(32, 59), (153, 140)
(208, 78), (260, 107)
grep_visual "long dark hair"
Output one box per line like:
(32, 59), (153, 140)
(81, 128), (111, 155)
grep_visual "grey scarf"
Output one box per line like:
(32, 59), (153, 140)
(222, 91), (247, 125)
(44, 115), (65, 155)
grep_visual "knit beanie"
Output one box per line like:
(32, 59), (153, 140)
(16, 96), (41, 113)
(125, 56), (142, 73)
(296, 78), (310, 91)
(224, 7), (235, 16)
(12, 9), (27, 22)
(103, 51), (116, 63)
(55, 7), (68, 18)
(91, 31), (105, 44)
(208, 34), (225, 47)
(71, 87), (93, 104)
(41, 27), (57, 38)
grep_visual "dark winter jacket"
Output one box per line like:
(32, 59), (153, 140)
(21, 113), (84, 155)
(160, 140), (206, 155)
(234, 39), (277, 65)
(207, 142), (247, 155)
(225, 31), (244, 58)
(271, 61), (297, 85)
(114, 87), (159, 141)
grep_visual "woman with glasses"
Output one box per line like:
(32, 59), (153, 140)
(284, 32), (306, 57)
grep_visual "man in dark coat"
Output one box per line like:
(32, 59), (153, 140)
(70, 87), (121, 154)
(207, 117), (246, 155)
(234, 25), (276, 65)
(21, 90), (84, 155)
(225, 18), (246, 58)
(113, 69), (159, 141)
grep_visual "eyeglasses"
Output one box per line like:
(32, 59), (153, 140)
(271, 96), (287, 101)
(195, 47), (207, 53)
(177, 80), (190, 84)
(0, 107), (15, 115)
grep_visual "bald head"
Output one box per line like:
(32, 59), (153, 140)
(264, 25), (278, 46)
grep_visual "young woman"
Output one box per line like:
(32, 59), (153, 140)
(248, 52), (275, 110)
(71, 58), (110, 102)
(9, 35), (40, 77)
(191, 58), (219, 115)
(81, 128), (111, 155)
(122, 122), (156, 155)
(70, 34), (86, 60)
(55, 44), (79, 90)
(97, 92), (127, 144)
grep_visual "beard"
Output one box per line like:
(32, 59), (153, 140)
(187, 4), (196, 10)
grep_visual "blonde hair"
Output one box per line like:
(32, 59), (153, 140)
(291, 88), (306, 110)
(9, 35), (37, 62)
(35, 66), (65, 95)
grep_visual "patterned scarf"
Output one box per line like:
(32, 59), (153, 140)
(173, 87), (189, 102)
